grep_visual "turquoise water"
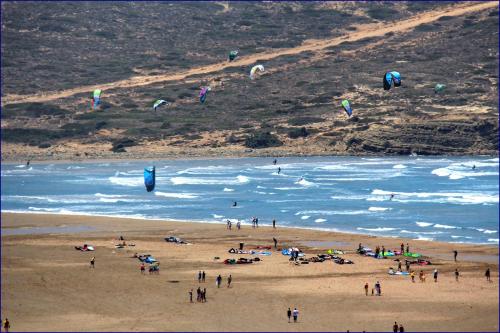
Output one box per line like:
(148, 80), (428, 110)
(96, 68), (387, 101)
(1, 156), (498, 244)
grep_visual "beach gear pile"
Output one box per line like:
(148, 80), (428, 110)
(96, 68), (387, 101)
(74, 244), (94, 251)
(165, 236), (189, 244)
(137, 254), (157, 264)
(357, 246), (423, 259)
(228, 248), (271, 256)
(224, 257), (261, 265)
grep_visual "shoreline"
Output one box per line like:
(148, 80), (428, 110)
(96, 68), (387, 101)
(3, 212), (499, 258)
(3, 210), (499, 248)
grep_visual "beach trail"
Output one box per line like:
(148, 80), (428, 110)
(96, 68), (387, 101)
(1, 1), (496, 106)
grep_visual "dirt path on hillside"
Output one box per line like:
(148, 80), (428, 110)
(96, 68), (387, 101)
(2, 1), (496, 106)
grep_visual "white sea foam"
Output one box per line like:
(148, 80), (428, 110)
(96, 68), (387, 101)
(370, 189), (499, 205)
(357, 227), (398, 232)
(368, 207), (391, 212)
(434, 224), (460, 229)
(400, 230), (443, 235)
(295, 178), (316, 187)
(170, 175), (249, 185)
(223, 188), (234, 192)
(296, 210), (369, 216)
(301, 215), (311, 220)
(487, 238), (499, 243)
(416, 222), (433, 227)
(315, 218), (327, 223)
(95, 193), (127, 198)
(212, 214), (224, 219)
(155, 192), (199, 199)
(393, 164), (407, 169)
(177, 166), (233, 175)
(414, 236), (434, 241)
(108, 176), (143, 187)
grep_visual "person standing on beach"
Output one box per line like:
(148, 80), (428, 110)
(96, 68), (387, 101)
(405, 260), (410, 272)
(273, 219), (276, 229)
(189, 289), (193, 303)
(140, 263), (145, 274)
(3, 318), (10, 333)
(406, 243), (409, 254)
(293, 308), (299, 322)
(400, 243), (404, 254)
(203, 288), (207, 302)
(410, 271), (415, 283)
(216, 275), (222, 288)
(228, 274), (232, 288)
(433, 269), (438, 282)
(287, 308), (292, 323)
(202, 271), (206, 282)
(485, 268), (491, 282)
(453, 250), (458, 262)
(90, 256), (95, 268)
(397, 261), (402, 272)
(273, 237), (278, 250)
(198, 271), (202, 283)
(393, 322), (399, 333)
(399, 324), (405, 332)
(364, 282), (369, 296)
(197, 287), (201, 302)
(455, 268), (460, 282)
(255, 217), (259, 228)
(237, 221), (241, 230)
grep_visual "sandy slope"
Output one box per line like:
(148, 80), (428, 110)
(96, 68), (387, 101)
(1, 1), (496, 106)
(1, 212), (498, 332)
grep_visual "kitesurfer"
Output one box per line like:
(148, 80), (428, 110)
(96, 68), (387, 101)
(233, 201), (237, 207)
(273, 159), (277, 165)
(472, 164), (476, 170)
(278, 167), (281, 174)
(26, 160), (30, 166)
(390, 194), (395, 201)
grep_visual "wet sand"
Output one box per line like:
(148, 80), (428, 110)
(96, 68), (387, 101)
(1, 212), (498, 332)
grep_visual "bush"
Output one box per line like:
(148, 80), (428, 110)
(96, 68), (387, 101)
(288, 117), (324, 126)
(244, 131), (282, 148)
(288, 127), (309, 138)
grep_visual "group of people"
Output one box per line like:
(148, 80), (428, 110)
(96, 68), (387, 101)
(251, 217), (259, 228)
(190, 287), (207, 303)
(226, 220), (241, 230)
(216, 274), (232, 288)
(364, 281), (382, 296)
(393, 321), (405, 332)
(286, 307), (299, 323)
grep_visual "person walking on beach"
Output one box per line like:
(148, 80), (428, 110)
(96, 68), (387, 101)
(273, 237), (278, 250)
(198, 271), (202, 283)
(397, 261), (402, 272)
(140, 263), (145, 274)
(202, 271), (206, 282)
(433, 269), (438, 282)
(486, 267), (491, 282)
(453, 250), (458, 262)
(189, 289), (193, 303)
(203, 288), (207, 302)
(255, 217), (259, 228)
(90, 256), (95, 268)
(287, 308), (292, 323)
(227, 274), (232, 288)
(455, 268), (460, 282)
(405, 260), (410, 272)
(393, 322), (399, 333)
(197, 287), (201, 302)
(364, 282), (369, 296)
(406, 243), (410, 254)
(293, 308), (299, 322)
(237, 221), (241, 230)
(400, 243), (404, 254)
(410, 270), (415, 283)
(3, 318), (10, 333)
(216, 275), (222, 288)
(273, 219), (276, 229)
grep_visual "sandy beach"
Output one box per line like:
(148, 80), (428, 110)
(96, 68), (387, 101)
(1, 212), (498, 332)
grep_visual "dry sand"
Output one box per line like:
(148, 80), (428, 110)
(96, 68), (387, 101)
(1, 212), (498, 332)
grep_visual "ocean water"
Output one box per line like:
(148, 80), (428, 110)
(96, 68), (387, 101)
(1, 156), (498, 245)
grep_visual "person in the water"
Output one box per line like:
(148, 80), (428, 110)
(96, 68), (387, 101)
(472, 164), (476, 170)
(273, 159), (277, 165)
(26, 160), (30, 166)
(233, 201), (237, 207)
(390, 194), (395, 201)
(277, 167), (281, 174)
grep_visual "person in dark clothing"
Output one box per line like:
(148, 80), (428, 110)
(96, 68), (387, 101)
(202, 271), (206, 282)
(189, 289), (193, 303)
(198, 271), (202, 283)
(197, 287), (201, 302)
(485, 268), (491, 282)
(287, 308), (292, 323)
(90, 256), (95, 268)
(228, 274), (232, 288)
(400, 243), (404, 254)
(453, 250), (458, 262)
(364, 282), (369, 296)
(203, 288), (207, 302)
(393, 322), (399, 333)
(233, 201), (237, 207)
(399, 324), (405, 332)
(273, 237), (278, 249)
(406, 243), (409, 253)
(455, 268), (460, 282)
(273, 219), (276, 229)
(278, 167), (281, 174)
(3, 318), (10, 333)
(273, 159), (277, 165)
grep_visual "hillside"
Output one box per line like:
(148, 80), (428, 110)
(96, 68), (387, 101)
(1, 1), (498, 161)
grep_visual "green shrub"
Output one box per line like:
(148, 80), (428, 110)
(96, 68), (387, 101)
(244, 131), (282, 148)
